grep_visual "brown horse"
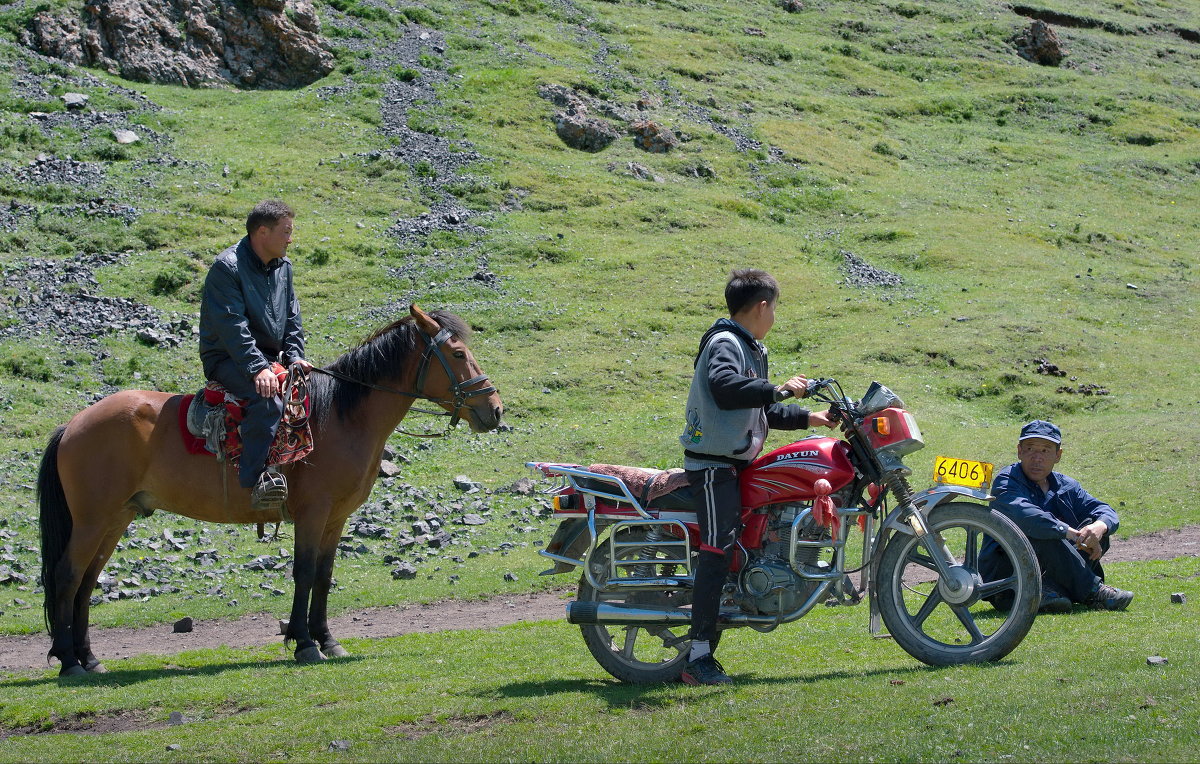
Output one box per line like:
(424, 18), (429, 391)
(37, 305), (502, 676)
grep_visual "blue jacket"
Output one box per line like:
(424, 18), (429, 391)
(981, 462), (1119, 564)
(199, 237), (305, 381)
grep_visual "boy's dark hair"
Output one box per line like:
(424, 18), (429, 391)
(725, 268), (779, 314)
(246, 200), (294, 236)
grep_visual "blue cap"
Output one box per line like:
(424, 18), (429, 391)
(1019, 420), (1061, 444)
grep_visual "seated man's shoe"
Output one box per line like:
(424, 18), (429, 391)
(251, 469), (288, 512)
(1038, 583), (1072, 614)
(681, 654), (732, 686)
(1084, 582), (1134, 611)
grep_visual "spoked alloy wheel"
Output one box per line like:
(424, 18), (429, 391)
(577, 530), (697, 684)
(877, 502), (1039, 666)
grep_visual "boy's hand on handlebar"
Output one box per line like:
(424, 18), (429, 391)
(808, 410), (837, 429)
(777, 376), (810, 399)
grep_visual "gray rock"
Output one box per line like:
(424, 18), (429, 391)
(1170, 592), (1186, 604)
(503, 572), (518, 582)
(62, 92), (89, 109)
(1013, 20), (1067, 67)
(166, 743), (182, 752)
(379, 460), (403, 478)
(172, 616), (193, 633)
(391, 562), (418, 579)
(113, 129), (140, 145)
(1147, 656), (1168, 666)
(459, 513), (487, 526)
(453, 475), (482, 491)
(329, 740), (351, 752)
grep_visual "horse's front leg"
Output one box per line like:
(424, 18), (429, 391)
(285, 517), (326, 663)
(308, 520), (350, 658)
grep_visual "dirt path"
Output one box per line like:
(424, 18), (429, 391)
(3, 527), (1197, 673)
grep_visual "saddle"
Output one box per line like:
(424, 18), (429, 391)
(180, 362), (314, 468)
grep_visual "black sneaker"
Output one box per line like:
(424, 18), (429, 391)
(1085, 583), (1134, 611)
(681, 654), (732, 686)
(251, 469), (288, 512)
(1038, 583), (1072, 614)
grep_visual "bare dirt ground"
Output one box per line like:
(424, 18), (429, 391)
(2, 526), (1197, 673)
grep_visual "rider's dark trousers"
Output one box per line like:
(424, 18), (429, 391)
(208, 358), (284, 490)
(982, 535), (1108, 606)
(687, 465), (742, 645)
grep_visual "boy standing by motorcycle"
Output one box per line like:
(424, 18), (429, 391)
(679, 269), (834, 685)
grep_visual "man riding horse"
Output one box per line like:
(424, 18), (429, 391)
(199, 200), (312, 511)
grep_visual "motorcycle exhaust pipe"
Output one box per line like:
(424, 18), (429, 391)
(567, 601), (787, 628)
(567, 602), (692, 626)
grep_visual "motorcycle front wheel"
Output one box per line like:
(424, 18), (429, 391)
(876, 502), (1039, 666)
(576, 529), (700, 684)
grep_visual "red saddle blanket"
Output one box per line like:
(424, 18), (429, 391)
(178, 364), (314, 467)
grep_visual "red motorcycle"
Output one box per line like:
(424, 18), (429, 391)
(530, 379), (1040, 683)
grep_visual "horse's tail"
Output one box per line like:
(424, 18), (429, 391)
(37, 425), (70, 634)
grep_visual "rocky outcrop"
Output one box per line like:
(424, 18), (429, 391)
(1013, 20), (1067, 67)
(21, 0), (334, 89)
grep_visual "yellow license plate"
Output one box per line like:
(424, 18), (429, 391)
(933, 456), (994, 490)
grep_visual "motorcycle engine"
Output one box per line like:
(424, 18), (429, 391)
(737, 503), (830, 615)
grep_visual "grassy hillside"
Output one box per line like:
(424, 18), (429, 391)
(0, 0), (1198, 630)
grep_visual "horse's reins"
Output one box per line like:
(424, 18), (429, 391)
(310, 327), (497, 437)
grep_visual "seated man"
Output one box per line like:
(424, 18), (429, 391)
(199, 200), (310, 510)
(981, 420), (1134, 614)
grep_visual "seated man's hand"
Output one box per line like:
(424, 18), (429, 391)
(291, 358), (313, 372)
(1075, 520), (1108, 561)
(254, 367), (282, 398)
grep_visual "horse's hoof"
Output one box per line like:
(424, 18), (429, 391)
(60, 665), (89, 677)
(295, 645), (327, 664)
(85, 661), (108, 674)
(322, 643), (350, 659)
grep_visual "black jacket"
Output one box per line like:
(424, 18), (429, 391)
(199, 237), (304, 381)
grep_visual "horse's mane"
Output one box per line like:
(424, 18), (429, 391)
(309, 310), (471, 425)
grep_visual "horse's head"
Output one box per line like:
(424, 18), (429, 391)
(409, 305), (503, 433)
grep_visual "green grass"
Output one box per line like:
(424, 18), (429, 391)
(0, 1), (1198, 748)
(0, 558), (1196, 762)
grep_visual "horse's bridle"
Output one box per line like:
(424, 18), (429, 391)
(312, 327), (497, 436)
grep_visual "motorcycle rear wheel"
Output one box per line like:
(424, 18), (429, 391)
(576, 530), (699, 684)
(876, 502), (1039, 666)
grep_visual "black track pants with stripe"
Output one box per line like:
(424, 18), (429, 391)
(687, 466), (742, 644)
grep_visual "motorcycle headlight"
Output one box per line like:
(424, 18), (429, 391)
(860, 381), (905, 416)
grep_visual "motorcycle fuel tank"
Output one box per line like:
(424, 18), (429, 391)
(740, 436), (856, 509)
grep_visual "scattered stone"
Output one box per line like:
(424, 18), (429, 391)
(1034, 358), (1067, 377)
(503, 477), (536, 495)
(167, 711), (194, 725)
(503, 572), (518, 582)
(459, 513), (487, 526)
(630, 120), (679, 153)
(1056, 383), (1109, 396)
(61, 92), (89, 109)
(626, 162), (664, 183)
(1146, 655), (1168, 666)
(113, 129), (140, 145)
(172, 616), (193, 633)
(1126, 283), (1139, 290)
(554, 111), (620, 153)
(379, 460), (403, 478)
(1170, 592), (1186, 604)
(453, 475), (482, 492)
(278, 619), (289, 635)
(744, 27), (765, 37)
(391, 562), (419, 579)
(839, 251), (903, 288)
(329, 740), (352, 752)
(780, 0), (804, 11)
(166, 743), (182, 752)
(1013, 20), (1067, 67)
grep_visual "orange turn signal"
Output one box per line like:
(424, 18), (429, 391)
(874, 417), (890, 436)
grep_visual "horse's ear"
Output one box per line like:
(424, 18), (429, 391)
(410, 304), (439, 334)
